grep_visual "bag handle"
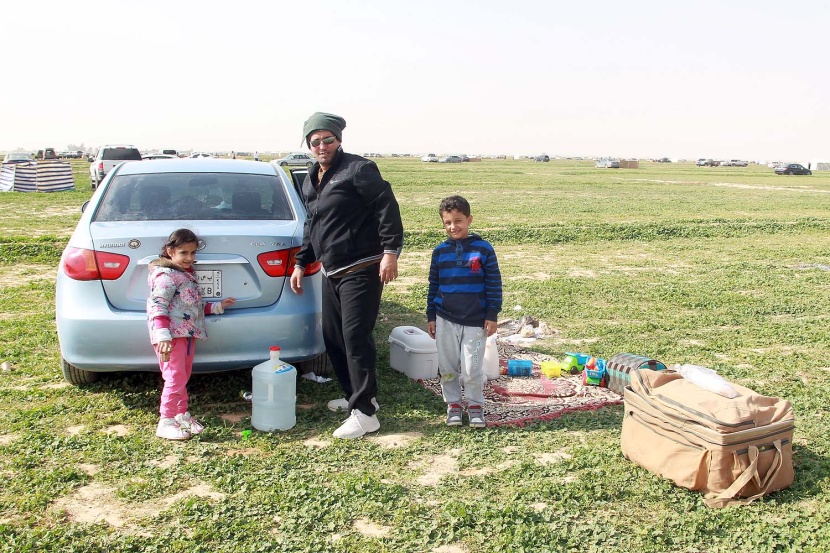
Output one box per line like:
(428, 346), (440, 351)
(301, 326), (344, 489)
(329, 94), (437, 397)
(703, 439), (784, 508)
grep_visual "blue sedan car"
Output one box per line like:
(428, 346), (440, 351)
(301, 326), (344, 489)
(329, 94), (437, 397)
(56, 158), (326, 384)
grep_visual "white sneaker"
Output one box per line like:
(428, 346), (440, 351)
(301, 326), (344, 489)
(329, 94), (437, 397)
(327, 397), (380, 412)
(156, 417), (190, 441)
(333, 409), (380, 439)
(175, 411), (205, 435)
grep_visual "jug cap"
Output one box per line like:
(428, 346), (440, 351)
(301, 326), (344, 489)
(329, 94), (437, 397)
(270, 346), (281, 351)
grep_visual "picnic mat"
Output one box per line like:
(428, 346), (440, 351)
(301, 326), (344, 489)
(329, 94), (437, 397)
(418, 372), (623, 427)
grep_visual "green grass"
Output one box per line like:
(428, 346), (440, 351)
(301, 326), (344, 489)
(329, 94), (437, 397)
(2, 159), (830, 552)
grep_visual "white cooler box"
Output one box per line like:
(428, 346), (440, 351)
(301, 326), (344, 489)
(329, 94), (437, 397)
(388, 326), (439, 380)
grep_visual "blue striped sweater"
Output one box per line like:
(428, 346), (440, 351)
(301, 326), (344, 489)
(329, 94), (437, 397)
(427, 233), (503, 327)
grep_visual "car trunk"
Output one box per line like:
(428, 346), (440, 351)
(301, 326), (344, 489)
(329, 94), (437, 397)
(88, 221), (301, 311)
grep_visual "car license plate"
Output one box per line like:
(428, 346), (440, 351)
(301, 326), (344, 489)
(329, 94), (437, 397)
(195, 270), (222, 298)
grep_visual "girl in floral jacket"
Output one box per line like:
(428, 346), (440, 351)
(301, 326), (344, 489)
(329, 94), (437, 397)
(147, 229), (235, 440)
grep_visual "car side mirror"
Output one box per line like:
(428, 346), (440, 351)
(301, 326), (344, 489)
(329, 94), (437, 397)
(81, 201), (89, 213)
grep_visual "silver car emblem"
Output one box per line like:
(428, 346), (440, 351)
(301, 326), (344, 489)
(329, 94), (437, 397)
(197, 240), (206, 250)
(128, 239), (141, 249)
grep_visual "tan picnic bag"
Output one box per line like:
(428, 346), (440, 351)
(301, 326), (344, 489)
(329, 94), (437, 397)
(621, 369), (794, 508)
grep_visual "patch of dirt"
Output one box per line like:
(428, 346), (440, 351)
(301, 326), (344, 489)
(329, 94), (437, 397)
(367, 431), (423, 449)
(353, 517), (392, 538)
(412, 449), (462, 486)
(219, 412), (247, 424)
(77, 464), (100, 476)
(52, 480), (226, 533)
(0, 433), (20, 445)
(0, 264), (57, 288)
(66, 425), (86, 436)
(42, 382), (71, 390)
(432, 545), (469, 553)
(303, 438), (331, 449)
(147, 455), (178, 469)
(533, 450), (572, 465)
(102, 425), (129, 437)
(531, 502), (548, 511)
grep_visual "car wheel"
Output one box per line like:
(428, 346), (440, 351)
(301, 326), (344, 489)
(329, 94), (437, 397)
(279, 162), (288, 166)
(62, 358), (99, 385)
(306, 161), (313, 168)
(90, 177), (97, 190)
(807, 171), (812, 175)
(785, 170), (792, 175)
(297, 353), (333, 377)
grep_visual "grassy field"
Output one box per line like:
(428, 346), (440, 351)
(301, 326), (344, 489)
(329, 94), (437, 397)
(2, 158), (830, 552)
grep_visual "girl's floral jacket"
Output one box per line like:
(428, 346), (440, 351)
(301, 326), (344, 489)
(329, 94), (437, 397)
(146, 257), (218, 343)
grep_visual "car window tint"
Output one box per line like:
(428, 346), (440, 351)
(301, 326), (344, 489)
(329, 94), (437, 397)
(102, 148), (143, 161)
(94, 172), (293, 221)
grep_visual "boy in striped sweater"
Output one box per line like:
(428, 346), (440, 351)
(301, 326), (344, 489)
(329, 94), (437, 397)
(426, 196), (503, 428)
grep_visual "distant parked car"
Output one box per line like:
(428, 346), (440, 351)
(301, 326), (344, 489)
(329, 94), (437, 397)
(2, 152), (35, 164)
(656, 157), (671, 163)
(272, 153), (315, 167)
(439, 155), (463, 163)
(595, 159), (620, 168)
(421, 153), (439, 162)
(55, 158), (326, 385)
(775, 163), (811, 175)
(89, 145), (143, 189)
(696, 158), (712, 167)
(534, 154), (550, 162)
(142, 153), (178, 161)
(189, 152), (214, 159)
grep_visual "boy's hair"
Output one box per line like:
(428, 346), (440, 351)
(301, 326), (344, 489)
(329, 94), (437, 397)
(161, 228), (199, 258)
(438, 195), (471, 217)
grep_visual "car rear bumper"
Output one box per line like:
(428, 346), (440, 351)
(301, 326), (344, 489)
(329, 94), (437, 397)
(56, 274), (325, 373)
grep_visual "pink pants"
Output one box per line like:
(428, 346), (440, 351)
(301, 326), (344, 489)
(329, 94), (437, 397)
(155, 337), (195, 418)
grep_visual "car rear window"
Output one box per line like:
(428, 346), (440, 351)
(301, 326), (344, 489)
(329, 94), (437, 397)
(93, 172), (294, 221)
(102, 148), (143, 161)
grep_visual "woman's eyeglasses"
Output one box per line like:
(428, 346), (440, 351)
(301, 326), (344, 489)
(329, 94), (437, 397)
(310, 136), (338, 147)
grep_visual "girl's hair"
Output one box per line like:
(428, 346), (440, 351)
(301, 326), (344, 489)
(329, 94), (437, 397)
(160, 228), (199, 258)
(438, 195), (471, 217)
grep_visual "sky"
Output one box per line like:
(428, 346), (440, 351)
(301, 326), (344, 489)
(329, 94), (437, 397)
(1, 0), (827, 162)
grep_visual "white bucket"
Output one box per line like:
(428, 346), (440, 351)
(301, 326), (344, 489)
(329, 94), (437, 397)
(251, 349), (296, 431)
(483, 334), (500, 380)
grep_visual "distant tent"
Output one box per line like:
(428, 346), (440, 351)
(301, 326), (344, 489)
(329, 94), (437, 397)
(0, 160), (74, 192)
(809, 161), (830, 171)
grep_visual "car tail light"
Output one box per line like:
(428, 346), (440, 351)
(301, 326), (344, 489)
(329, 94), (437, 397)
(97, 161), (103, 172)
(60, 247), (130, 280)
(258, 247), (321, 277)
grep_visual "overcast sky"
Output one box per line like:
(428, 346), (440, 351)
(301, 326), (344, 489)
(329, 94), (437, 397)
(1, 0), (826, 162)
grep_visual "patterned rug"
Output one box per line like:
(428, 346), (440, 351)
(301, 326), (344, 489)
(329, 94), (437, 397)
(418, 371), (623, 427)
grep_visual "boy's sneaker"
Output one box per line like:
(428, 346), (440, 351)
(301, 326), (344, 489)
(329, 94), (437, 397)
(327, 397), (380, 412)
(467, 405), (486, 429)
(156, 417), (190, 441)
(333, 409), (380, 439)
(446, 403), (463, 426)
(175, 411), (205, 435)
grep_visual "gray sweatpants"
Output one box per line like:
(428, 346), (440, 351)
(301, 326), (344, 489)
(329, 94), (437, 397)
(435, 316), (486, 406)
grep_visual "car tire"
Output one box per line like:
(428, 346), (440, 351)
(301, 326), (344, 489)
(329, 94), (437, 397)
(279, 162), (288, 167)
(297, 353), (333, 377)
(62, 358), (99, 385)
(785, 170), (792, 175)
(90, 176), (97, 190)
(807, 171), (812, 175)
(306, 162), (313, 168)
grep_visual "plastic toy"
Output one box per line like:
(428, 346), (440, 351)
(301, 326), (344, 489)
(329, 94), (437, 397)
(507, 359), (533, 376)
(582, 357), (608, 387)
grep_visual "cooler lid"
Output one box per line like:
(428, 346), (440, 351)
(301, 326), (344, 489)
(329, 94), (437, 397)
(388, 326), (437, 354)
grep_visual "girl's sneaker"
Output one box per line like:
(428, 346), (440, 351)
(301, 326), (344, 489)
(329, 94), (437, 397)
(175, 411), (205, 435)
(467, 405), (486, 428)
(446, 403), (463, 426)
(156, 417), (191, 441)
